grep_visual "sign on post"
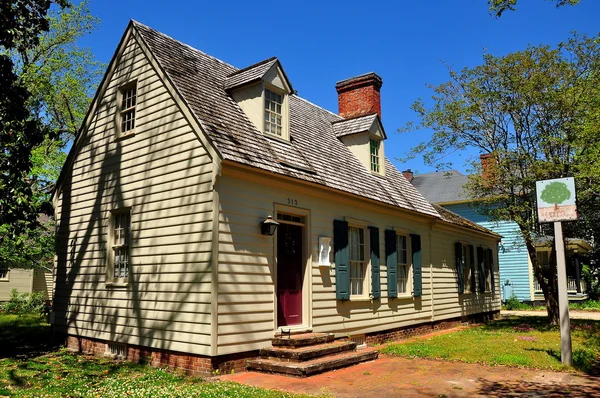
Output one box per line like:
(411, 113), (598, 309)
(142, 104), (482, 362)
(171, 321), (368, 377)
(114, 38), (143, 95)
(536, 177), (578, 223)
(536, 176), (577, 366)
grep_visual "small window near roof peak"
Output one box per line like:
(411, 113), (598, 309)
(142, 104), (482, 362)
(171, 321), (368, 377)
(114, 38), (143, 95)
(370, 139), (381, 173)
(119, 82), (137, 136)
(264, 89), (283, 137)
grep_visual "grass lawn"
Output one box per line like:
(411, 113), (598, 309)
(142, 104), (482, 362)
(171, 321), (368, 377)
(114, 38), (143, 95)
(502, 299), (600, 312)
(382, 316), (600, 372)
(0, 314), (320, 398)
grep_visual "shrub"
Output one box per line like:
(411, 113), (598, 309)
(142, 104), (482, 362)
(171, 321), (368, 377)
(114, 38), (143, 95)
(0, 289), (46, 314)
(504, 295), (531, 310)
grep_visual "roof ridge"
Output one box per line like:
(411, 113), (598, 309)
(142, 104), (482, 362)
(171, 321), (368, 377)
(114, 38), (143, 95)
(291, 94), (342, 120)
(226, 56), (278, 78)
(331, 113), (378, 124)
(131, 19), (238, 72)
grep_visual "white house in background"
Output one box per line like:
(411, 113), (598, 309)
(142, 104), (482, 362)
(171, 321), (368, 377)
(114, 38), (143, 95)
(0, 266), (52, 302)
(52, 20), (501, 376)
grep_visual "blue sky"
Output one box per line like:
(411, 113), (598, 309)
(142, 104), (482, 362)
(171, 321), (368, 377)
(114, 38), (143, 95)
(81, 0), (599, 175)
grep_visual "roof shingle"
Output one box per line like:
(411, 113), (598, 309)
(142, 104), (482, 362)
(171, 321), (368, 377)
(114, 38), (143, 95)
(332, 114), (380, 138)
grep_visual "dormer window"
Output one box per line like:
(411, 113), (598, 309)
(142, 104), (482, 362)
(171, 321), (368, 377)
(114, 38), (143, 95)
(264, 89), (283, 136)
(119, 81), (137, 136)
(370, 139), (381, 173)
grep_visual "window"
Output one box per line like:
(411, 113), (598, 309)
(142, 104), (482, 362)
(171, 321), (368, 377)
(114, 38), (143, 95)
(119, 82), (137, 135)
(0, 264), (8, 280)
(110, 210), (131, 282)
(397, 234), (411, 294)
(462, 244), (473, 293)
(370, 139), (380, 173)
(485, 249), (493, 292)
(264, 89), (283, 136)
(348, 226), (367, 297)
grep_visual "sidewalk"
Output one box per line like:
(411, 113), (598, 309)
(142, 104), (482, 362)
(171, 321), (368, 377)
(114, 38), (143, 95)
(501, 309), (600, 320)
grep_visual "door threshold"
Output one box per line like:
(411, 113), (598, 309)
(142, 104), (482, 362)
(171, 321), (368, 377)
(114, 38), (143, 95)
(274, 326), (313, 336)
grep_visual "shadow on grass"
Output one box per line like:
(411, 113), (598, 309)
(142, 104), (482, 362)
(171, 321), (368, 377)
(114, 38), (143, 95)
(0, 314), (59, 359)
(477, 378), (600, 397)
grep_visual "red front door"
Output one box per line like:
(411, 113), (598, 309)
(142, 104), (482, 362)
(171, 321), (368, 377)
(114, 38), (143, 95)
(277, 222), (303, 327)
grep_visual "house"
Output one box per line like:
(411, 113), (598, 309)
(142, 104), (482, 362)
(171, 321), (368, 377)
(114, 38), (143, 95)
(52, 20), (501, 376)
(410, 167), (590, 303)
(0, 267), (52, 302)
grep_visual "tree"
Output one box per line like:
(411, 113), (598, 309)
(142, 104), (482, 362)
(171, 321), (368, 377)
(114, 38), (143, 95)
(0, 1), (102, 271)
(401, 34), (600, 324)
(489, 0), (580, 17)
(540, 182), (571, 209)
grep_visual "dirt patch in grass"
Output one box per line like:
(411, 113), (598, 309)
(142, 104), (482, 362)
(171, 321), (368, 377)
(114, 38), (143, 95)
(381, 316), (600, 373)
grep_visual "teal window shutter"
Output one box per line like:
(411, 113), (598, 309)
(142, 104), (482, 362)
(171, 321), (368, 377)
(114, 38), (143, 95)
(411, 234), (422, 297)
(369, 226), (381, 299)
(477, 246), (485, 293)
(333, 219), (350, 300)
(385, 229), (398, 298)
(488, 248), (496, 293)
(455, 242), (464, 294)
(469, 245), (476, 293)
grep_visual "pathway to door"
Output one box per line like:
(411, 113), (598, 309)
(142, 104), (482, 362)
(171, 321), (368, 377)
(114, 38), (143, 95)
(222, 354), (599, 397)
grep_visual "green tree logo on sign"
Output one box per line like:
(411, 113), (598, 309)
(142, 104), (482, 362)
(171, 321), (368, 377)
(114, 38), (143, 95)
(541, 181), (571, 210)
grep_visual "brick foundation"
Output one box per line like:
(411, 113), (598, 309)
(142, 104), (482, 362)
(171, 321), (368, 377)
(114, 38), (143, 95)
(365, 310), (500, 346)
(65, 335), (256, 376)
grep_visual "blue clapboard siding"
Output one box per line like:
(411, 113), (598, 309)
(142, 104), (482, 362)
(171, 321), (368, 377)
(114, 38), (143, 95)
(444, 203), (532, 301)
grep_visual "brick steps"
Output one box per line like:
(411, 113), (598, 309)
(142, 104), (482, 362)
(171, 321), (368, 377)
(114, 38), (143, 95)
(248, 332), (378, 377)
(247, 349), (378, 377)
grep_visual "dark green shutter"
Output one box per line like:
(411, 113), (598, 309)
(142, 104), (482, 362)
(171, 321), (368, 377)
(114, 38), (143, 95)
(411, 234), (422, 297)
(455, 242), (464, 294)
(488, 248), (496, 293)
(369, 227), (381, 299)
(469, 245), (476, 293)
(333, 220), (349, 300)
(477, 246), (485, 293)
(385, 229), (398, 298)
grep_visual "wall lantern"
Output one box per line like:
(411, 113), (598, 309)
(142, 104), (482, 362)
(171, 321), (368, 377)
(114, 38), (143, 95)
(261, 215), (279, 236)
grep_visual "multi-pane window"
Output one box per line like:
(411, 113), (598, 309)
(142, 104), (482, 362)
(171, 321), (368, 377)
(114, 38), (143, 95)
(120, 82), (137, 134)
(370, 139), (380, 173)
(397, 234), (410, 294)
(348, 226), (366, 296)
(462, 244), (472, 293)
(264, 89), (283, 136)
(484, 249), (492, 292)
(112, 210), (130, 281)
(0, 264), (8, 280)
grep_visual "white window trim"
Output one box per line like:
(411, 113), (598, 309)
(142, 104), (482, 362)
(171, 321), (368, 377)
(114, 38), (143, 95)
(461, 242), (474, 294)
(0, 267), (9, 281)
(262, 84), (290, 142)
(106, 208), (131, 287)
(396, 233), (412, 297)
(348, 224), (371, 300)
(484, 246), (493, 293)
(117, 80), (137, 139)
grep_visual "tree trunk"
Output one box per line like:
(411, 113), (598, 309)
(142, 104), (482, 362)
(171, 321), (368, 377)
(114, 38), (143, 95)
(525, 238), (559, 324)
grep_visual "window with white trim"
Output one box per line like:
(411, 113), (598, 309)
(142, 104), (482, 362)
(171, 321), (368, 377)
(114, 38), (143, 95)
(264, 89), (283, 136)
(119, 82), (137, 135)
(110, 210), (130, 282)
(348, 226), (367, 297)
(462, 244), (473, 293)
(397, 234), (411, 294)
(484, 248), (492, 292)
(0, 264), (8, 280)
(370, 139), (381, 173)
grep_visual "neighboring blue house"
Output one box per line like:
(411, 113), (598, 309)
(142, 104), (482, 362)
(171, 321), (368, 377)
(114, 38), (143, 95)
(407, 169), (533, 302)
(407, 168), (590, 303)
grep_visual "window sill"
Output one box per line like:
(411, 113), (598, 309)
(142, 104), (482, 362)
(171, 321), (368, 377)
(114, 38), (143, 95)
(348, 297), (372, 302)
(116, 131), (136, 141)
(106, 281), (129, 288)
(394, 294), (413, 300)
(263, 132), (291, 145)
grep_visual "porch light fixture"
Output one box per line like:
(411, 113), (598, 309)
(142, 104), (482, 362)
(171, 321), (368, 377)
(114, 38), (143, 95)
(261, 215), (279, 236)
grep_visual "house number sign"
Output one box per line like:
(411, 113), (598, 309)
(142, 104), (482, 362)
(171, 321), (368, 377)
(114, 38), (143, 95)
(287, 198), (298, 206)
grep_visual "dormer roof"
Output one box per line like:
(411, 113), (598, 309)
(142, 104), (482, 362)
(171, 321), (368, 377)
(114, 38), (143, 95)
(224, 56), (293, 93)
(332, 113), (387, 139)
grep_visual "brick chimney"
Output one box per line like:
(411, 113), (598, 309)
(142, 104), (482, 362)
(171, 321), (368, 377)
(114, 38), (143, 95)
(335, 72), (383, 119)
(402, 169), (414, 182)
(480, 153), (496, 185)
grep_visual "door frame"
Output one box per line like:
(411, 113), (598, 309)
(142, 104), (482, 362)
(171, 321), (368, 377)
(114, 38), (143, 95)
(273, 204), (312, 331)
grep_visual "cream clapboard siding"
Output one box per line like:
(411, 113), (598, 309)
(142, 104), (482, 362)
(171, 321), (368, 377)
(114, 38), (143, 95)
(429, 224), (500, 322)
(0, 269), (33, 301)
(53, 33), (214, 356)
(31, 270), (52, 300)
(217, 165), (499, 355)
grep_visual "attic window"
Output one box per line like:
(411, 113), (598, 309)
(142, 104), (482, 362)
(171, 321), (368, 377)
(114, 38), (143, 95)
(264, 89), (283, 136)
(119, 82), (137, 135)
(370, 139), (381, 173)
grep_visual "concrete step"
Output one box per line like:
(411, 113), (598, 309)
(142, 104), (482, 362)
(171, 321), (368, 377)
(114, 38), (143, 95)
(260, 339), (357, 362)
(271, 332), (334, 348)
(247, 349), (378, 377)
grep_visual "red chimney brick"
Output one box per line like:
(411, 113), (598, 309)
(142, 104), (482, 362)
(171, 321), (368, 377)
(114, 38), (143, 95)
(336, 73), (383, 119)
(402, 169), (414, 182)
(480, 153), (496, 185)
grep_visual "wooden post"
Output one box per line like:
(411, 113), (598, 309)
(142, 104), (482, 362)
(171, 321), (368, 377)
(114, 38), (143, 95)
(554, 221), (572, 365)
